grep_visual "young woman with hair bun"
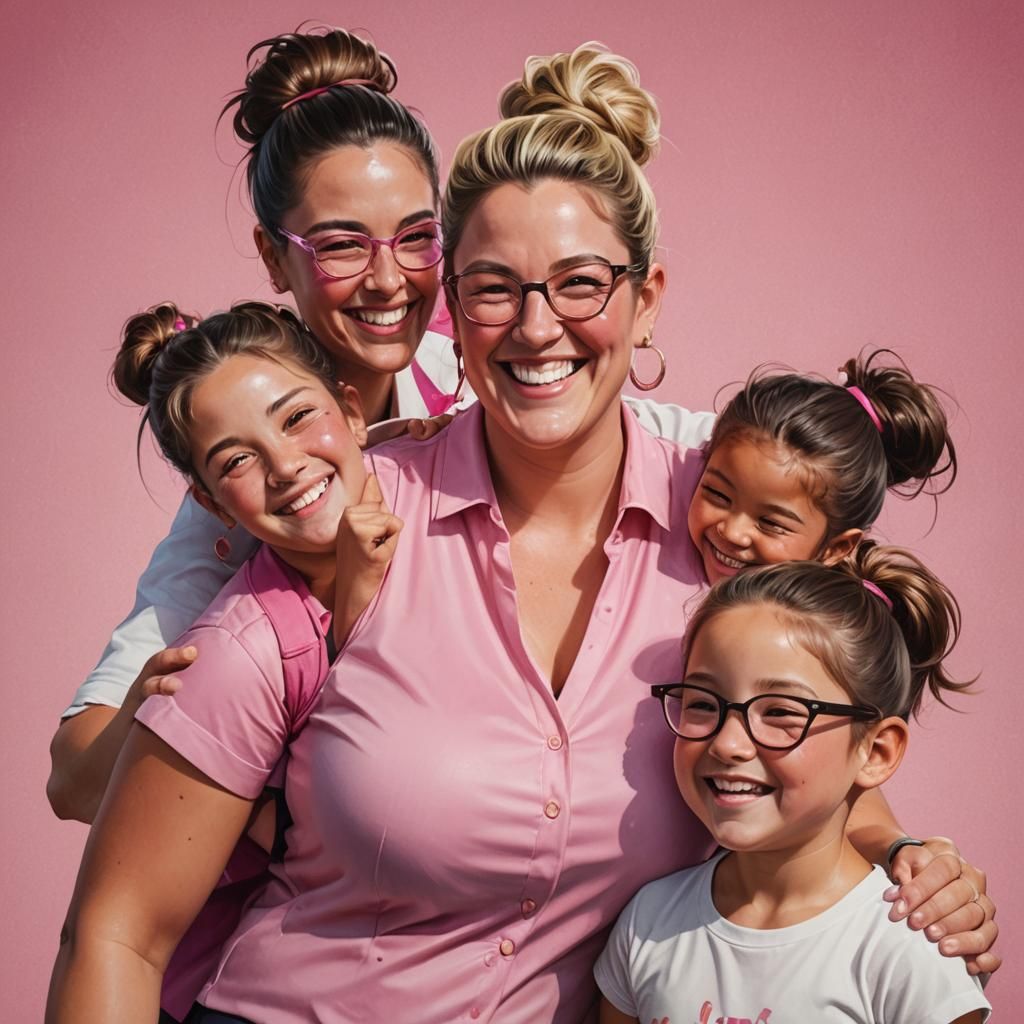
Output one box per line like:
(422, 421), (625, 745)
(49, 44), (996, 1023)
(47, 27), (712, 829)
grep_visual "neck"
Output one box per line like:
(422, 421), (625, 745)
(484, 405), (626, 532)
(336, 361), (397, 426)
(712, 805), (872, 928)
(270, 548), (336, 610)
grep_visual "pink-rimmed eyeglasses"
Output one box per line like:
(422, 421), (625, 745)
(278, 219), (443, 280)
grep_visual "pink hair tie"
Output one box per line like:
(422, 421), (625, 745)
(173, 317), (187, 332)
(846, 385), (884, 433)
(862, 579), (893, 610)
(281, 78), (381, 111)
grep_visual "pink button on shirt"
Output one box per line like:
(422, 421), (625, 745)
(143, 402), (713, 1023)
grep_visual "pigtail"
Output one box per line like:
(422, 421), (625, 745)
(841, 350), (957, 497)
(848, 541), (973, 718)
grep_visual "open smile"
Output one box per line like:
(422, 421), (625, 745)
(275, 475), (333, 517)
(705, 775), (775, 804)
(500, 358), (588, 387)
(705, 536), (755, 572)
(344, 302), (417, 333)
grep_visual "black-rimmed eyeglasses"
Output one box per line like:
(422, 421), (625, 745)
(443, 261), (641, 326)
(650, 683), (880, 752)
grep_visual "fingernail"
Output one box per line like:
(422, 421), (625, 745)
(882, 885), (899, 901)
(894, 899), (907, 916)
(940, 938), (960, 955)
(909, 911), (924, 928)
(925, 925), (943, 940)
(185, 646), (197, 658)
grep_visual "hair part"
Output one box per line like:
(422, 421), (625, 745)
(222, 27), (440, 237)
(682, 543), (972, 722)
(707, 350), (957, 538)
(113, 301), (340, 485)
(442, 43), (660, 280)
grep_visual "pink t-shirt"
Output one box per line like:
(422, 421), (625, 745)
(139, 402), (713, 1023)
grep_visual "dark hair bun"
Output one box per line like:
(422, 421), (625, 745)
(113, 302), (194, 406)
(229, 27), (397, 146)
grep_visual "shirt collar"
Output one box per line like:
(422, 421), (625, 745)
(433, 401), (675, 531)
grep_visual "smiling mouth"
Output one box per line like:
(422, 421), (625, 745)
(503, 359), (586, 386)
(707, 778), (774, 797)
(347, 304), (412, 327)
(706, 538), (753, 570)
(277, 477), (330, 515)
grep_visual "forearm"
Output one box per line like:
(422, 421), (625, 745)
(47, 932), (162, 1023)
(47, 704), (138, 823)
(847, 787), (905, 865)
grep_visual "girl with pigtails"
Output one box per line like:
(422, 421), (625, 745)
(597, 546), (990, 1021)
(49, 39), (996, 1024)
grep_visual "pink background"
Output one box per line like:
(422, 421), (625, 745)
(3, 1), (1020, 1015)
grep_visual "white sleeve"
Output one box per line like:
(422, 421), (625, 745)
(62, 493), (259, 718)
(624, 396), (716, 447)
(593, 895), (641, 1016)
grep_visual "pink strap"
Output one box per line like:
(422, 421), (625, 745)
(846, 385), (884, 433)
(862, 579), (893, 610)
(410, 359), (457, 417)
(281, 78), (380, 111)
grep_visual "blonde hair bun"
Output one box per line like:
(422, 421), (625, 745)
(499, 43), (660, 166)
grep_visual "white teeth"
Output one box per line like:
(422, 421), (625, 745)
(350, 305), (409, 326)
(712, 778), (768, 794)
(508, 360), (577, 386)
(708, 542), (749, 569)
(280, 478), (329, 514)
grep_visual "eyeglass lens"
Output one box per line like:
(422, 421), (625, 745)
(454, 263), (621, 324)
(306, 223), (442, 278)
(663, 687), (812, 748)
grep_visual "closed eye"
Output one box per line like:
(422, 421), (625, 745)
(701, 484), (730, 506)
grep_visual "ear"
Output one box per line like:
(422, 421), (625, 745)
(821, 528), (863, 565)
(632, 262), (667, 350)
(190, 482), (237, 530)
(337, 384), (369, 448)
(854, 716), (909, 791)
(254, 224), (290, 295)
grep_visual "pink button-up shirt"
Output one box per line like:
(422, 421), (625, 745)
(144, 402), (713, 1023)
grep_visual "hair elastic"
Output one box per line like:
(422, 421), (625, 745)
(862, 579), (893, 610)
(172, 317), (187, 332)
(281, 78), (381, 111)
(845, 385), (884, 433)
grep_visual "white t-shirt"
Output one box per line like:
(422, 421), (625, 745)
(595, 851), (990, 1024)
(63, 328), (714, 717)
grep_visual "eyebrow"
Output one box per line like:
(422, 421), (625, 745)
(203, 387), (311, 467)
(455, 253), (616, 278)
(302, 210), (436, 237)
(704, 468), (805, 526)
(683, 671), (821, 700)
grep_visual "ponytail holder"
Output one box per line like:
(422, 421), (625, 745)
(172, 317), (187, 332)
(845, 385), (884, 434)
(862, 579), (893, 610)
(281, 78), (381, 111)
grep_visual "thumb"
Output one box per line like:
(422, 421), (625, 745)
(360, 472), (383, 507)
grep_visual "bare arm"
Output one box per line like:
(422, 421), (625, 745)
(598, 998), (639, 1024)
(46, 646), (196, 823)
(46, 722), (253, 1022)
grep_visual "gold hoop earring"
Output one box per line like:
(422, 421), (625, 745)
(629, 334), (666, 391)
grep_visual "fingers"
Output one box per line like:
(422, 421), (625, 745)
(936, 914), (999, 963)
(140, 674), (183, 698)
(360, 472), (384, 506)
(407, 414), (454, 440)
(965, 948), (1002, 977)
(141, 645), (197, 678)
(923, 891), (991, 943)
(887, 848), (964, 920)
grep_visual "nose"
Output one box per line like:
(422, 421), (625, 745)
(706, 708), (757, 763)
(266, 444), (308, 487)
(717, 511), (751, 548)
(362, 242), (404, 295)
(513, 290), (563, 349)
